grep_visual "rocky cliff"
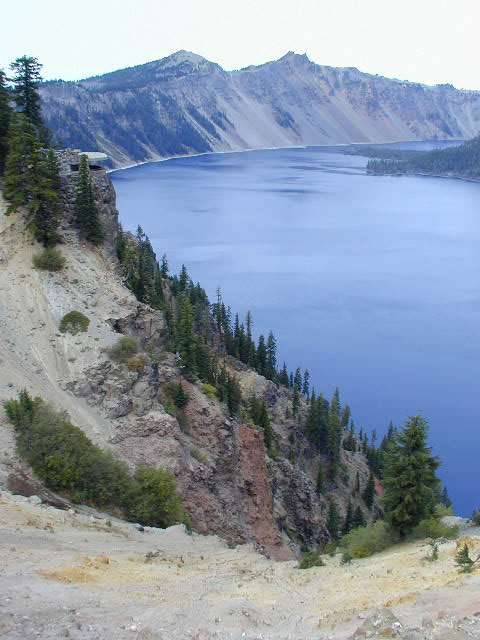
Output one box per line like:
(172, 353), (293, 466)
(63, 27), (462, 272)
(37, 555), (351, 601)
(39, 51), (480, 167)
(0, 168), (379, 559)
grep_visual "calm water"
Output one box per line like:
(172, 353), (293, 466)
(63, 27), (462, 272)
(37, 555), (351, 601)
(111, 143), (479, 516)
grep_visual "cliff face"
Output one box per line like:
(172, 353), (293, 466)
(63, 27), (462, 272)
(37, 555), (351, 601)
(0, 170), (378, 559)
(39, 51), (480, 167)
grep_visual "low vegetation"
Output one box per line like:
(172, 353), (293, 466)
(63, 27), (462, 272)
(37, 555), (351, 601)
(32, 248), (65, 272)
(340, 520), (396, 559)
(298, 549), (325, 569)
(4, 391), (188, 528)
(59, 310), (90, 335)
(106, 336), (139, 362)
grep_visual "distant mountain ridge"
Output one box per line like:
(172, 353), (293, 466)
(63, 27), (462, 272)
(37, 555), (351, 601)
(39, 50), (480, 168)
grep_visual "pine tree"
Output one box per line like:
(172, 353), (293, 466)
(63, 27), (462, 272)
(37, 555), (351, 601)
(9, 56), (49, 142)
(327, 501), (339, 540)
(256, 335), (266, 376)
(160, 253), (169, 277)
(302, 369), (310, 398)
(455, 544), (475, 573)
(363, 471), (376, 509)
(327, 391), (341, 477)
(176, 295), (197, 378)
(292, 386), (300, 418)
(316, 461), (325, 495)
(440, 486), (452, 509)
(258, 400), (273, 451)
(174, 382), (189, 408)
(293, 367), (302, 391)
(74, 155), (103, 244)
(352, 505), (366, 528)
(265, 331), (277, 381)
(382, 415), (440, 538)
(0, 69), (12, 175)
(343, 501), (354, 534)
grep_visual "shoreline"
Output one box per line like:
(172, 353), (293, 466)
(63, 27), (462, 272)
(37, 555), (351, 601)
(367, 170), (480, 184)
(107, 138), (465, 175)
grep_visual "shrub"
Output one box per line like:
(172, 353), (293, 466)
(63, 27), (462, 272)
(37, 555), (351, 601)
(130, 467), (185, 529)
(298, 550), (325, 570)
(472, 509), (480, 526)
(340, 521), (396, 559)
(174, 383), (189, 408)
(455, 544), (475, 573)
(125, 354), (149, 372)
(341, 549), (353, 565)
(412, 518), (458, 540)
(202, 384), (217, 397)
(59, 311), (90, 335)
(106, 336), (138, 363)
(3, 391), (188, 530)
(190, 447), (209, 465)
(434, 503), (454, 518)
(32, 248), (65, 272)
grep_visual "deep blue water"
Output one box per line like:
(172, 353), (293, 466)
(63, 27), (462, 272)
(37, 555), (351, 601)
(111, 142), (479, 516)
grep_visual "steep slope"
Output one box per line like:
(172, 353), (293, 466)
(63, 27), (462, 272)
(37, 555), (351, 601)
(39, 51), (480, 168)
(1, 490), (480, 639)
(0, 168), (378, 558)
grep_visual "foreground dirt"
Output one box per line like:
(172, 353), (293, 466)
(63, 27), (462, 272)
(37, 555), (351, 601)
(1, 491), (480, 640)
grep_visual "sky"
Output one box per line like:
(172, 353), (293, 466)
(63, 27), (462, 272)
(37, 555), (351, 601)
(1, 0), (480, 90)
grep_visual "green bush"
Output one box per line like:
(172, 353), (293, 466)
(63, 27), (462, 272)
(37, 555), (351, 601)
(202, 384), (217, 397)
(298, 550), (325, 569)
(340, 521), (396, 559)
(130, 467), (185, 529)
(59, 311), (90, 335)
(106, 336), (138, 363)
(472, 509), (480, 526)
(3, 391), (187, 530)
(32, 248), (65, 272)
(412, 518), (458, 540)
(190, 447), (209, 465)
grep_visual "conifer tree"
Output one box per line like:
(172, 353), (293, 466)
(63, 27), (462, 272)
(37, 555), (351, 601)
(293, 367), (302, 391)
(74, 154), (103, 245)
(160, 253), (169, 277)
(352, 505), (366, 528)
(176, 295), (197, 378)
(9, 56), (49, 143)
(327, 501), (339, 540)
(382, 415), (440, 538)
(343, 501), (354, 534)
(363, 471), (376, 509)
(258, 400), (273, 451)
(327, 391), (341, 477)
(265, 331), (277, 381)
(292, 386), (300, 418)
(316, 461), (325, 495)
(256, 335), (266, 376)
(0, 69), (11, 175)
(302, 369), (310, 398)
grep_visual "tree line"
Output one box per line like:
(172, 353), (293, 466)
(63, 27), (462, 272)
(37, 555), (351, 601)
(1, 55), (104, 248)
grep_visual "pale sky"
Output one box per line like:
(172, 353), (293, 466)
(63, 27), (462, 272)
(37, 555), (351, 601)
(1, 0), (479, 90)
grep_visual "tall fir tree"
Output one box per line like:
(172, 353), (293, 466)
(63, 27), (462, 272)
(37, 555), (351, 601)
(258, 400), (273, 451)
(362, 471), (376, 510)
(9, 56), (49, 143)
(316, 461), (325, 495)
(352, 505), (366, 528)
(382, 415), (440, 538)
(0, 69), (12, 175)
(343, 501), (354, 535)
(74, 154), (103, 245)
(327, 501), (339, 540)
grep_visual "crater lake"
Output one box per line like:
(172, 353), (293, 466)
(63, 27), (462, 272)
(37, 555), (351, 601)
(111, 142), (479, 516)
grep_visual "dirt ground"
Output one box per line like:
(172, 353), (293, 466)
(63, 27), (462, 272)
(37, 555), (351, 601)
(1, 490), (480, 640)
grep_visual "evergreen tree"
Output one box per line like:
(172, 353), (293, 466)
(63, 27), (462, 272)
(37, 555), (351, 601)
(327, 501), (339, 540)
(343, 501), (354, 535)
(352, 505), (366, 528)
(292, 386), (300, 418)
(302, 369), (310, 398)
(174, 382), (189, 408)
(279, 362), (289, 386)
(341, 404), (351, 428)
(327, 391), (341, 477)
(74, 155), (103, 244)
(0, 69), (11, 175)
(160, 253), (169, 277)
(9, 55), (48, 142)
(293, 367), (302, 391)
(265, 331), (277, 381)
(256, 335), (266, 376)
(440, 486), (452, 509)
(316, 461), (325, 495)
(258, 400), (273, 451)
(363, 471), (376, 509)
(176, 295), (197, 378)
(382, 415), (440, 538)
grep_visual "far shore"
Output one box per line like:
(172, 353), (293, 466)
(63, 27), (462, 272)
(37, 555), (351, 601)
(107, 138), (466, 175)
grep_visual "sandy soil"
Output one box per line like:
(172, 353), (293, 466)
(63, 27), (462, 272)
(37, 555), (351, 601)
(1, 491), (479, 640)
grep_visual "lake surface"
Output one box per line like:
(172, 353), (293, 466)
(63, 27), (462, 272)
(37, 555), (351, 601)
(111, 142), (479, 516)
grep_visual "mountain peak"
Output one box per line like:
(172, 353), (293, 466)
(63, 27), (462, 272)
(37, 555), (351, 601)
(160, 50), (210, 68)
(278, 51), (311, 64)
